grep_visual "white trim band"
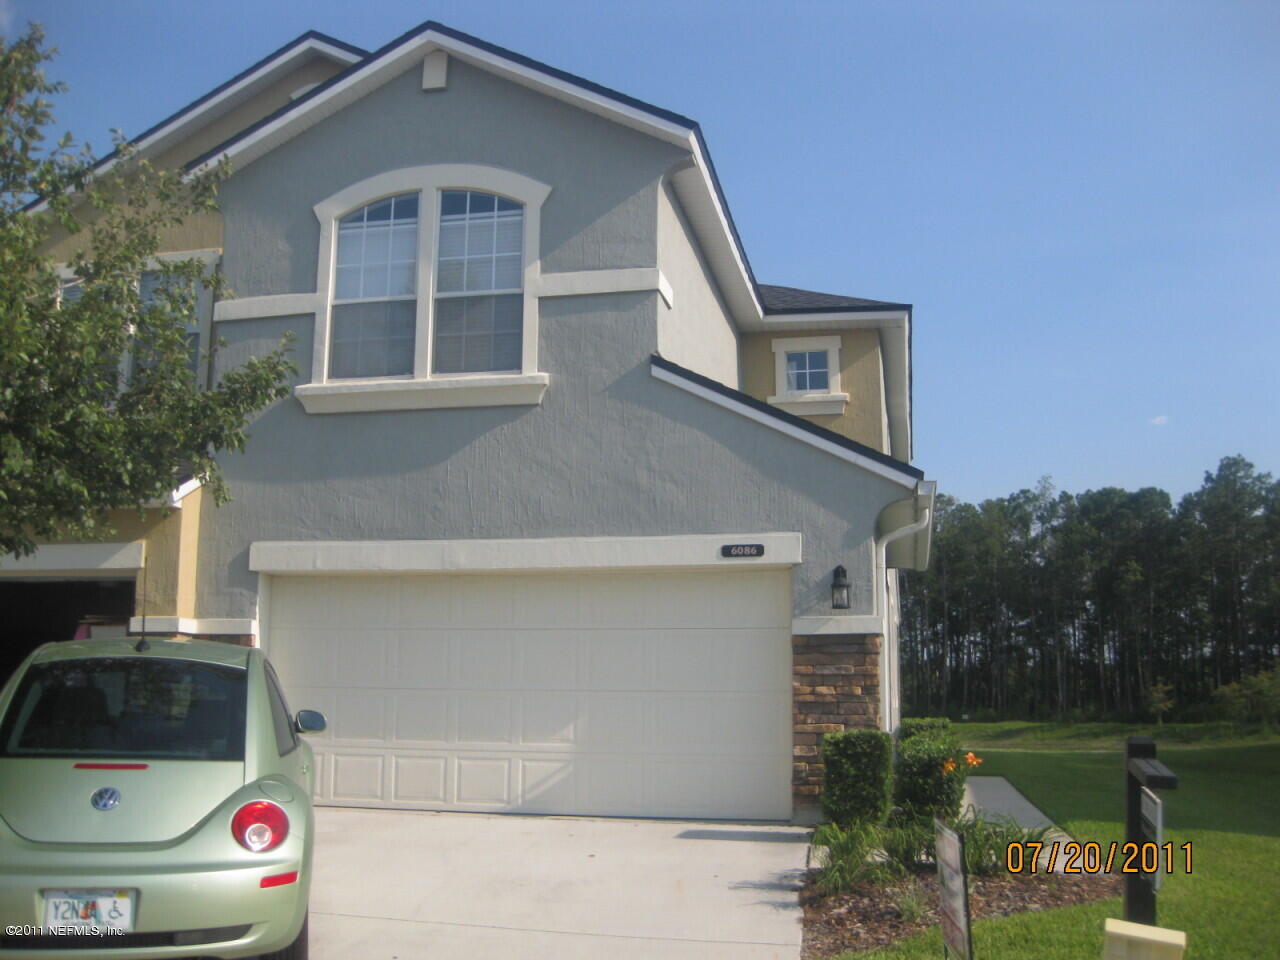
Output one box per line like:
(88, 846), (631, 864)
(792, 615), (885, 636)
(537, 267), (673, 307)
(0, 542), (144, 575)
(650, 361), (918, 489)
(294, 372), (549, 414)
(129, 617), (258, 636)
(214, 293), (321, 323)
(249, 532), (802, 575)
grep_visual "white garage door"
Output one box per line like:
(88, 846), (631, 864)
(264, 569), (793, 820)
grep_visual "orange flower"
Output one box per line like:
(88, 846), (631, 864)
(942, 758), (957, 774)
(965, 752), (983, 767)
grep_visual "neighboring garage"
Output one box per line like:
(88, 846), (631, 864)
(261, 565), (794, 821)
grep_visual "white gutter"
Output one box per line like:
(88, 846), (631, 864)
(874, 485), (934, 732)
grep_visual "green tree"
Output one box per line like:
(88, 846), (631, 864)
(0, 26), (292, 558)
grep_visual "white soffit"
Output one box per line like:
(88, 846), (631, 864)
(0, 542), (144, 576)
(249, 533), (802, 575)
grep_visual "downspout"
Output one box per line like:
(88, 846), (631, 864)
(874, 496), (933, 733)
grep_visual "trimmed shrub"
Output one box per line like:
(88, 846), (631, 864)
(893, 732), (965, 822)
(898, 717), (952, 742)
(821, 730), (893, 825)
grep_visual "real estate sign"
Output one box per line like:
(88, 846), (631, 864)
(935, 818), (973, 960)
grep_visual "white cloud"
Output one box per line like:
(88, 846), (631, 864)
(1149, 415), (1169, 427)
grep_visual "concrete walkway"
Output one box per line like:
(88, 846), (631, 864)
(963, 776), (1074, 870)
(309, 809), (809, 960)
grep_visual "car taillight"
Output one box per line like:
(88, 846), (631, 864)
(232, 801), (289, 852)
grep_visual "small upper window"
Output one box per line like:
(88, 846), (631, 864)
(786, 350), (829, 393)
(768, 335), (848, 416)
(330, 193), (419, 379)
(433, 190), (524, 374)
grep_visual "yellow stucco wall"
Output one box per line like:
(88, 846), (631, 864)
(740, 329), (888, 452)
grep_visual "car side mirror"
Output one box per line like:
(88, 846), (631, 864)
(294, 709), (326, 734)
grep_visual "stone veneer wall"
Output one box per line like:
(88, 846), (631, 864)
(792, 634), (881, 806)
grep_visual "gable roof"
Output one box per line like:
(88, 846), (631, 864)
(757, 284), (911, 315)
(180, 22), (910, 328)
(25, 31), (365, 214)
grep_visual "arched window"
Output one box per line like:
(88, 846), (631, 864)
(330, 193), (419, 378)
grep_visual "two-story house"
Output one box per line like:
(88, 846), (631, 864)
(9, 23), (934, 823)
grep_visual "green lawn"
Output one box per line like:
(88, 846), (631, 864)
(954, 720), (1278, 750)
(844, 734), (1280, 959)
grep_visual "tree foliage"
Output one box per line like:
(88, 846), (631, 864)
(0, 26), (293, 557)
(901, 456), (1280, 721)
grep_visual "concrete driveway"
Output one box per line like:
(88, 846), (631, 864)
(309, 808), (809, 959)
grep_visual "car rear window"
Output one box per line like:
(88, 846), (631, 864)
(0, 657), (247, 761)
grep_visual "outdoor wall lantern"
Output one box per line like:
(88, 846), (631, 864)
(831, 565), (851, 609)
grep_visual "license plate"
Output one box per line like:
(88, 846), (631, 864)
(42, 889), (135, 931)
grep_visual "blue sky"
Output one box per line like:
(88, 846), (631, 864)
(10, 0), (1278, 505)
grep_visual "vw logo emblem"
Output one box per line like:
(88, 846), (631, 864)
(90, 787), (121, 811)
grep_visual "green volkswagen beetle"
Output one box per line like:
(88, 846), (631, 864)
(0, 637), (325, 959)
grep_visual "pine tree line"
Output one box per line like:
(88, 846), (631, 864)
(900, 456), (1280, 720)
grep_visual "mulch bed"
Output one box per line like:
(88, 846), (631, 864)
(801, 868), (1121, 957)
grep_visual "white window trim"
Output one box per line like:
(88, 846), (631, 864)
(767, 335), (849, 416)
(304, 164), (551, 414)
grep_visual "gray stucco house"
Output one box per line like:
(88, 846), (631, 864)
(29, 23), (934, 822)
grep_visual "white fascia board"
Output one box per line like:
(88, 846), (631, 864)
(249, 532), (802, 575)
(168, 476), (203, 506)
(650, 362), (919, 489)
(792, 615), (885, 636)
(0, 542), (144, 575)
(27, 38), (362, 214)
(129, 617), (257, 636)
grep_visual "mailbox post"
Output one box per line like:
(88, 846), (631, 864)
(1124, 736), (1177, 925)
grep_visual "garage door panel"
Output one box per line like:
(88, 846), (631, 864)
(456, 695), (513, 744)
(583, 631), (652, 689)
(447, 578), (516, 628)
(516, 633), (581, 689)
(580, 694), (647, 750)
(392, 756), (447, 804)
(513, 576), (582, 628)
(520, 694), (577, 745)
(391, 693), (449, 743)
(269, 569), (791, 820)
(330, 691), (389, 742)
(456, 757), (511, 804)
(457, 635), (514, 687)
(335, 632), (392, 687)
(520, 758), (575, 811)
(392, 630), (449, 684)
(331, 753), (384, 802)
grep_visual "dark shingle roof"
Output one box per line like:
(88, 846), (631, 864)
(757, 284), (910, 315)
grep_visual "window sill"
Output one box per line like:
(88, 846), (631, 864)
(766, 393), (849, 417)
(295, 373), (550, 414)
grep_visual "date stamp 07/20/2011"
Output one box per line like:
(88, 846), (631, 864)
(1004, 841), (1193, 875)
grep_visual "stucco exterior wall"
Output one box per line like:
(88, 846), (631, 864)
(654, 180), (739, 386)
(217, 58), (683, 300)
(740, 328), (889, 452)
(199, 297), (905, 622)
